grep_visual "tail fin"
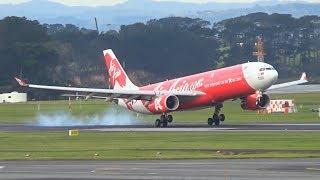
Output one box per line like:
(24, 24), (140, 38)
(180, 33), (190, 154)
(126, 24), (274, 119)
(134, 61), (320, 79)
(103, 49), (138, 90)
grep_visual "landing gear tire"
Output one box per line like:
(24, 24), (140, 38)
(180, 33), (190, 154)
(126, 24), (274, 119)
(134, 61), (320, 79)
(160, 115), (168, 127)
(208, 103), (224, 127)
(161, 120), (168, 127)
(214, 119), (220, 126)
(219, 114), (225, 122)
(167, 115), (173, 123)
(213, 114), (219, 121)
(212, 114), (220, 126)
(155, 119), (161, 127)
(155, 114), (172, 128)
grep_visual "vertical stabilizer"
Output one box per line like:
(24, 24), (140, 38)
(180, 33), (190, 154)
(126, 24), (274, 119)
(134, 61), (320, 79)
(103, 49), (138, 90)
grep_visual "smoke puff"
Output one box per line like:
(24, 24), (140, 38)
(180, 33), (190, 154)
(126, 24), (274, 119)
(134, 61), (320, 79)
(34, 107), (141, 126)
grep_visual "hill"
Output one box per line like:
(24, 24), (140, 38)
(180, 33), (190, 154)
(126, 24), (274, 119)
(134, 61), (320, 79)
(0, 0), (319, 29)
(199, 3), (320, 23)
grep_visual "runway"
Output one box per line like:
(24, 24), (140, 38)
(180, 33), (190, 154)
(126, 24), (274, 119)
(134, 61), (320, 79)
(1, 123), (320, 132)
(0, 159), (320, 179)
(87, 123), (320, 132)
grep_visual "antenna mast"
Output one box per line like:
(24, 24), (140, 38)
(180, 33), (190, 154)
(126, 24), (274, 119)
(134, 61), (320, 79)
(253, 36), (266, 62)
(94, 17), (99, 34)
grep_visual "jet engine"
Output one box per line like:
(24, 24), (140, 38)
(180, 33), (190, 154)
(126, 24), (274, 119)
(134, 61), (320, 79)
(241, 93), (270, 110)
(148, 95), (180, 113)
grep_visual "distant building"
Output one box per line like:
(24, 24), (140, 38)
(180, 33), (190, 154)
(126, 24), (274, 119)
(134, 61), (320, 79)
(266, 100), (296, 114)
(0, 92), (27, 103)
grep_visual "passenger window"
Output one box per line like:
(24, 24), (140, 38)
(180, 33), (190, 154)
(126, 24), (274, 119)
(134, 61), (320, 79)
(259, 68), (265, 71)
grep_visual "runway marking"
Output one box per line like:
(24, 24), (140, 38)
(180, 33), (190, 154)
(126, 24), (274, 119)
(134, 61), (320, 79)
(228, 130), (320, 132)
(93, 167), (125, 173)
(0, 166), (5, 169)
(148, 172), (158, 175)
(254, 124), (320, 126)
(86, 128), (236, 132)
(306, 167), (320, 171)
(85, 128), (320, 132)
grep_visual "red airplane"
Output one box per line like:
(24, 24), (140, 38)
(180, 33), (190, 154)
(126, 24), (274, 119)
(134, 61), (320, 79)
(15, 49), (308, 127)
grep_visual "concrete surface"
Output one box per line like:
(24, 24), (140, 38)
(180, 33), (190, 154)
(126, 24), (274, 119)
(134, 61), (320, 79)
(0, 159), (320, 179)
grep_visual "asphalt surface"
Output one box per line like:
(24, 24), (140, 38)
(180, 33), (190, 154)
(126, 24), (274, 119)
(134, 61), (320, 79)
(87, 123), (320, 132)
(1, 123), (320, 132)
(0, 159), (319, 179)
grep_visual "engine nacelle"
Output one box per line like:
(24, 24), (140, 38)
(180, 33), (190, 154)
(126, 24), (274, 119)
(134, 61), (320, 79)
(147, 95), (180, 113)
(241, 93), (270, 110)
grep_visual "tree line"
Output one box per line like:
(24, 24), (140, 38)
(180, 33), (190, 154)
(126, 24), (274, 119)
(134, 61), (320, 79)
(0, 14), (319, 98)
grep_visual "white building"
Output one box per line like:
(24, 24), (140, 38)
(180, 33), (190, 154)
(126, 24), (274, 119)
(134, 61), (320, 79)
(0, 92), (27, 103)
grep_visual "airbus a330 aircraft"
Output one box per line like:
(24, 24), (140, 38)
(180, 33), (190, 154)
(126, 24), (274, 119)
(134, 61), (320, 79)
(15, 49), (308, 127)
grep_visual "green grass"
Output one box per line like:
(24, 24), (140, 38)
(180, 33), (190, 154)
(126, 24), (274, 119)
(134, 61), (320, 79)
(0, 131), (320, 160)
(0, 93), (319, 124)
(0, 100), (108, 124)
(0, 94), (319, 160)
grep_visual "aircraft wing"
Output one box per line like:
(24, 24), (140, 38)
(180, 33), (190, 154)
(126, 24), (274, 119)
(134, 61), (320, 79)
(14, 77), (205, 101)
(266, 72), (313, 94)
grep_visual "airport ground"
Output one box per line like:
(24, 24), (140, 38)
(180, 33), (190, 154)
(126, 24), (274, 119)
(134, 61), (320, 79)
(0, 93), (319, 160)
(1, 159), (320, 179)
(0, 92), (319, 125)
(0, 92), (319, 178)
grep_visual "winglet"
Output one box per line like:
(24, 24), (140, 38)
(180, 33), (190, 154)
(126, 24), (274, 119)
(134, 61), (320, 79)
(300, 72), (308, 81)
(14, 77), (28, 87)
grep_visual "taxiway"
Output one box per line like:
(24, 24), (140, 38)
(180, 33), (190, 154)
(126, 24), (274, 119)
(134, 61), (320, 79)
(0, 159), (319, 179)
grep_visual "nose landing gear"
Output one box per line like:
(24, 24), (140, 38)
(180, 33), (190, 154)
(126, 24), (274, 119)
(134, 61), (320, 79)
(155, 114), (173, 127)
(208, 103), (225, 127)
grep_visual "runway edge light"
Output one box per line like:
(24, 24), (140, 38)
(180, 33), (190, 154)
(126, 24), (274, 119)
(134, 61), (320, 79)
(69, 129), (79, 136)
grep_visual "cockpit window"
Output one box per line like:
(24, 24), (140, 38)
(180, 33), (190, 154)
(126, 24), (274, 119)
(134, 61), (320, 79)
(260, 67), (275, 71)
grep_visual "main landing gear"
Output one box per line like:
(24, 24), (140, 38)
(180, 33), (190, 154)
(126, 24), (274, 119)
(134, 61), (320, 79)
(208, 103), (225, 127)
(155, 114), (173, 127)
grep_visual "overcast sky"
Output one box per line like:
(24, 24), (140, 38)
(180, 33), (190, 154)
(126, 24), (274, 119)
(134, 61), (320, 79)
(0, 0), (318, 6)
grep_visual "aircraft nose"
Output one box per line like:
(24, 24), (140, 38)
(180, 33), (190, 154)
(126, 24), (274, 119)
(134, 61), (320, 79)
(272, 70), (279, 83)
(261, 69), (278, 90)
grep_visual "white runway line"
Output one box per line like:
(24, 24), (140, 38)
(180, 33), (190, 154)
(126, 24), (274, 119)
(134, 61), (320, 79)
(84, 127), (320, 132)
(82, 123), (320, 132)
(252, 124), (320, 126)
(0, 166), (5, 169)
(224, 130), (320, 132)
(85, 128), (236, 132)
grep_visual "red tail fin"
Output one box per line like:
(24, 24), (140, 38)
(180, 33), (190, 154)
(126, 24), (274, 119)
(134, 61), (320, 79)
(103, 49), (137, 90)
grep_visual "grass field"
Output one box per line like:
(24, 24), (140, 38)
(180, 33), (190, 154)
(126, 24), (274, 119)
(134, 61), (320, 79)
(0, 93), (319, 160)
(0, 93), (319, 124)
(1, 131), (320, 160)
